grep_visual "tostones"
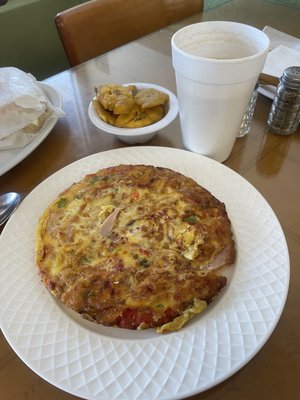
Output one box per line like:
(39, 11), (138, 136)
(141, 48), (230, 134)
(116, 105), (165, 128)
(92, 99), (117, 126)
(96, 84), (136, 115)
(134, 88), (169, 109)
(93, 84), (168, 129)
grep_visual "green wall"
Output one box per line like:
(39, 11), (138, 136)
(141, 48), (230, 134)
(205, 0), (231, 10)
(0, 0), (232, 79)
(0, 0), (86, 79)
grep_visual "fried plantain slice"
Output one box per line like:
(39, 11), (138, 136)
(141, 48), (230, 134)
(116, 105), (165, 128)
(134, 88), (169, 109)
(115, 106), (139, 127)
(96, 84), (136, 114)
(92, 99), (117, 126)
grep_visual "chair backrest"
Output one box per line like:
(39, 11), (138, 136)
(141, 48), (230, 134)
(55, 0), (203, 67)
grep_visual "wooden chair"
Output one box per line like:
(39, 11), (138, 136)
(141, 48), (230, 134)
(55, 0), (204, 67)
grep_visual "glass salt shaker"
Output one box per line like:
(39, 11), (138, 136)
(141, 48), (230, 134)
(238, 82), (259, 137)
(267, 66), (300, 135)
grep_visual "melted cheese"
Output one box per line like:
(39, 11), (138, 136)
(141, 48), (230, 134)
(155, 299), (207, 333)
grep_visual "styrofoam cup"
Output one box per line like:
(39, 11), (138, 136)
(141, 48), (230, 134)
(171, 21), (270, 162)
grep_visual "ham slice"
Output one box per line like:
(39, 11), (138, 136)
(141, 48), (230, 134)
(203, 244), (236, 271)
(99, 207), (121, 236)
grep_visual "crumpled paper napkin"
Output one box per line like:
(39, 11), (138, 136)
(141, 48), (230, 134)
(261, 26), (300, 95)
(0, 67), (64, 149)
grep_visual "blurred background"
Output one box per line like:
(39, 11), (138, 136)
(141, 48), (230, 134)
(0, 0), (299, 80)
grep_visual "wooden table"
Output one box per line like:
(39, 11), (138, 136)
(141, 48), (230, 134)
(1, 1), (299, 399)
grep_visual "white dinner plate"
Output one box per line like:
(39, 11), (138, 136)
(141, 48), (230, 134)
(0, 82), (62, 176)
(0, 147), (289, 400)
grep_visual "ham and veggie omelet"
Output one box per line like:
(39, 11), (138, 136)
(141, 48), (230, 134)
(36, 165), (236, 333)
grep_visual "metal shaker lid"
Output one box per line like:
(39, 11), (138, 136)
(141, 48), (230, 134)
(281, 66), (300, 89)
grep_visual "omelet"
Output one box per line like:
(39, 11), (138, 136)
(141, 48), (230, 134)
(36, 165), (236, 332)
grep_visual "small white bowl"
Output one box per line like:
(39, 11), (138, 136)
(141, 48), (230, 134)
(88, 83), (179, 144)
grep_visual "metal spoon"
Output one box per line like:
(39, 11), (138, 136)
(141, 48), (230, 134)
(0, 192), (21, 226)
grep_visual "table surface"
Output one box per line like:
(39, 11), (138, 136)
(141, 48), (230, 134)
(1, 0), (299, 399)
